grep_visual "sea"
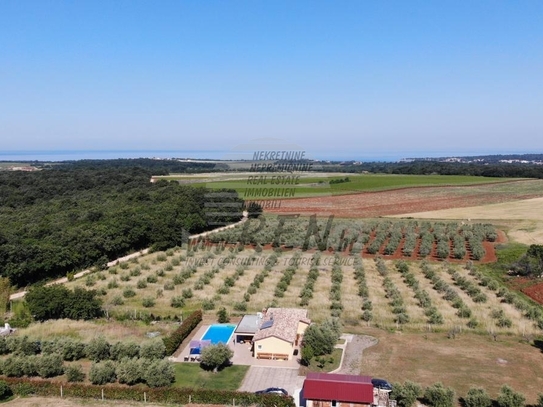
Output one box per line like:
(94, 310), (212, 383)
(0, 150), (408, 163)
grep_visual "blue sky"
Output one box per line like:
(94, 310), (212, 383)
(1, 1), (542, 160)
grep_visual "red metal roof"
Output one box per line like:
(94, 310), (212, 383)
(303, 373), (374, 404)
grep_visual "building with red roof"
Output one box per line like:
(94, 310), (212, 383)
(302, 372), (375, 407)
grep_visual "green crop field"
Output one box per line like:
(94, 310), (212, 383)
(184, 174), (517, 199)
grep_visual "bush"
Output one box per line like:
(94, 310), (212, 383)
(142, 297), (155, 308)
(217, 307), (229, 323)
(497, 385), (525, 407)
(123, 287), (136, 298)
(424, 382), (455, 407)
(182, 288), (193, 299)
(111, 342), (140, 360)
(0, 380), (12, 400)
(170, 296), (185, 308)
(116, 358), (143, 385)
(37, 354), (64, 378)
(464, 387), (492, 407)
(2, 356), (24, 377)
(62, 339), (86, 361)
(137, 279), (148, 289)
(391, 381), (422, 407)
(233, 302), (247, 312)
(202, 299), (215, 310)
(89, 360), (117, 385)
(111, 295), (124, 306)
(139, 340), (166, 360)
(147, 274), (158, 284)
(86, 337), (111, 362)
(143, 359), (175, 387)
(65, 364), (85, 382)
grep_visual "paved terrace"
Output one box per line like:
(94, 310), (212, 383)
(171, 323), (299, 368)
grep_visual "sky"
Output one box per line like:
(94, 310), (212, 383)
(1, 1), (542, 161)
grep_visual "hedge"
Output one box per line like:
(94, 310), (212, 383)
(3, 377), (295, 407)
(163, 309), (203, 355)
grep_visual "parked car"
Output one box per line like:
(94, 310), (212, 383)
(372, 378), (393, 391)
(255, 387), (289, 396)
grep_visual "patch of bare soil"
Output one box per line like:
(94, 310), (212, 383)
(263, 182), (543, 218)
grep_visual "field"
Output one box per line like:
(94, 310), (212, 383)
(261, 179), (543, 217)
(154, 173), (519, 199)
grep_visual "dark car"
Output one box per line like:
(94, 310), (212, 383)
(255, 387), (289, 396)
(372, 378), (393, 391)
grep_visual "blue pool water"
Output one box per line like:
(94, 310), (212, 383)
(202, 324), (236, 345)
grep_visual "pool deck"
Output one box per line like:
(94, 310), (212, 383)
(171, 324), (300, 368)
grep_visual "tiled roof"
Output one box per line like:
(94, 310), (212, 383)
(253, 308), (310, 343)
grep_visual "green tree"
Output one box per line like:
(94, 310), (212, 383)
(0, 380), (12, 401)
(86, 336), (111, 362)
(65, 364), (85, 382)
(139, 339), (166, 360)
(89, 360), (116, 385)
(391, 381), (422, 407)
(424, 382), (455, 407)
(116, 358), (143, 385)
(217, 307), (230, 323)
(497, 385), (525, 407)
(464, 387), (492, 407)
(200, 343), (234, 373)
(143, 359), (175, 387)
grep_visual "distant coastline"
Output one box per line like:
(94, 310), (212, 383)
(0, 149), (407, 162)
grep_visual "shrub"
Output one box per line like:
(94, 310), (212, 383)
(137, 279), (148, 289)
(116, 358), (143, 385)
(123, 287), (136, 298)
(89, 360), (116, 385)
(62, 339), (86, 361)
(233, 302), (247, 312)
(202, 299), (215, 310)
(111, 295), (124, 306)
(37, 354), (64, 378)
(391, 381), (422, 407)
(182, 288), (193, 299)
(170, 296), (185, 308)
(0, 380), (12, 401)
(2, 356), (24, 377)
(147, 274), (158, 284)
(464, 387), (492, 407)
(496, 385), (525, 407)
(107, 279), (119, 289)
(86, 336), (110, 362)
(142, 297), (155, 308)
(217, 307), (229, 323)
(139, 340), (166, 360)
(110, 342), (140, 360)
(65, 364), (85, 382)
(143, 359), (175, 387)
(424, 382), (455, 407)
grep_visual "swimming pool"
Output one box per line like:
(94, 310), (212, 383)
(201, 324), (236, 345)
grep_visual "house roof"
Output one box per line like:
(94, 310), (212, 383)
(253, 308), (310, 344)
(235, 314), (261, 335)
(303, 372), (374, 404)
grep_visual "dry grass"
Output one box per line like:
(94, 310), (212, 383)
(361, 327), (543, 404)
(389, 196), (543, 245)
(18, 319), (177, 344)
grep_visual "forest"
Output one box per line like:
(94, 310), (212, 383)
(0, 160), (245, 287)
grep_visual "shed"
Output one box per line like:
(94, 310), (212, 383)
(302, 372), (374, 407)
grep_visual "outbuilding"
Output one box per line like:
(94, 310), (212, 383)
(302, 372), (374, 407)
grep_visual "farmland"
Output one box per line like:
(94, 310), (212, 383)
(155, 173), (519, 199)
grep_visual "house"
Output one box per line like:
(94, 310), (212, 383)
(252, 308), (311, 360)
(302, 373), (374, 407)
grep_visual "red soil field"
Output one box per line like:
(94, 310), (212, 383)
(522, 283), (543, 305)
(262, 183), (542, 218)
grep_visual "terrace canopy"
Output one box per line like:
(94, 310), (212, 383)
(189, 339), (211, 354)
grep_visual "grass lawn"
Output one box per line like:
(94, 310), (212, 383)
(299, 348), (342, 375)
(173, 363), (249, 390)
